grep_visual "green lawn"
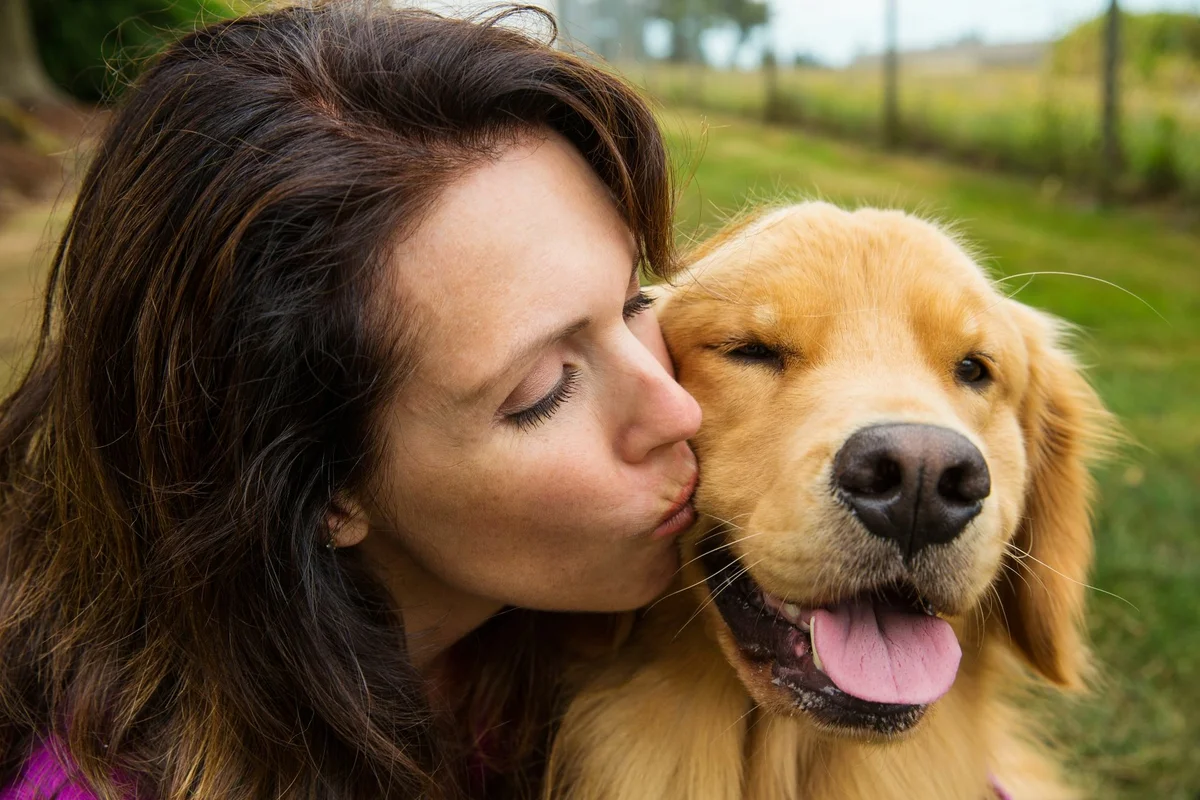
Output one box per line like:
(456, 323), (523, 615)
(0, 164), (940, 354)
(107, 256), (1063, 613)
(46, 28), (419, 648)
(1, 112), (1197, 798)
(638, 64), (1200, 204)
(659, 107), (1200, 799)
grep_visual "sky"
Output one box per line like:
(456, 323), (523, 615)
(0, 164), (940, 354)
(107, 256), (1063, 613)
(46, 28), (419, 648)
(762, 0), (1200, 67)
(416, 0), (1200, 67)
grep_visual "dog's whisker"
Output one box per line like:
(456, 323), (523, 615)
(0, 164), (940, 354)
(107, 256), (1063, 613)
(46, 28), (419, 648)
(999, 551), (1041, 600)
(700, 510), (753, 529)
(713, 700), (758, 744)
(645, 572), (718, 610)
(985, 581), (1012, 637)
(672, 529), (774, 577)
(992, 270), (1169, 326)
(651, 551), (749, 610)
(966, 276), (1036, 325)
(1003, 540), (1138, 611)
(672, 556), (768, 642)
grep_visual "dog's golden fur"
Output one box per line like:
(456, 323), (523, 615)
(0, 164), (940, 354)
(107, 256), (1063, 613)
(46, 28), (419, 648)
(545, 203), (1114, 799)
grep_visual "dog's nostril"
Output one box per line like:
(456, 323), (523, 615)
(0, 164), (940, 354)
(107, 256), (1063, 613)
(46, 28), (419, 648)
(937, 460), (991, 504)
(938, 466), (969, 502)
(865, 457), (902, 495)
(839, 456), (902, 496)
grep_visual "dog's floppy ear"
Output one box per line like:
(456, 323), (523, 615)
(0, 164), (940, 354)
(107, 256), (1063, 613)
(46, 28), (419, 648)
(997, 302), (1114, 688)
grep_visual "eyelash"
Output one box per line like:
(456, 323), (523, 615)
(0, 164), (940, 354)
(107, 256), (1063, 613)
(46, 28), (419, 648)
(505, 366), (580, 431)
(623, 290), (655, 320)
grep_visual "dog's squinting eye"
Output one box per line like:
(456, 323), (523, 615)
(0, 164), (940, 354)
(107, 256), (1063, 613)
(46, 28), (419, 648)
(726, 342), (785, 370)
(955, 357), (991, 386)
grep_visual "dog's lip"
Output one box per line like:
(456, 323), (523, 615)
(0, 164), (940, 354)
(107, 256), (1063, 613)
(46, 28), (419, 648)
(652, 470), (699, 540)
(698, 535), (936, 733)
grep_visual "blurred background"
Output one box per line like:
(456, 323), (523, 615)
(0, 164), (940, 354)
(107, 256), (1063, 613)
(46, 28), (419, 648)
(0, 1), (1197, 797)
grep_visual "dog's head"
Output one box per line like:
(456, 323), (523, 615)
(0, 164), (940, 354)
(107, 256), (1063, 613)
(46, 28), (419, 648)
(659, 203), (1112, 739)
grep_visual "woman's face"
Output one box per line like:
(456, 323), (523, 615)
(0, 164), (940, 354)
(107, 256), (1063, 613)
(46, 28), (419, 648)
(354, 132), (701, 617)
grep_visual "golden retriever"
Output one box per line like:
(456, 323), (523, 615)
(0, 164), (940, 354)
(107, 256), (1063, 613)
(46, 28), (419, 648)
(545, 202), (1114, 800)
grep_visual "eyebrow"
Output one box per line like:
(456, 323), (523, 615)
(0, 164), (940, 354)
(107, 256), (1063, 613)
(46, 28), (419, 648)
(456, 259), (640, 408)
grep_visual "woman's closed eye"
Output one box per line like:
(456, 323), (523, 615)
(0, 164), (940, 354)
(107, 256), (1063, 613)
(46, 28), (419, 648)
(503, 366), (580, 431)
(501, 290), (653, 431)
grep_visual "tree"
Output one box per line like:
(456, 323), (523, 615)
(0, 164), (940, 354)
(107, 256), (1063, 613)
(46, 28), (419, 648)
(714, 0), (767, 64)
(1099, 0), (1122, 205)
(648, 0), (768, 64)
(0, 0), (63, 108)
(30, 0), (236, 103)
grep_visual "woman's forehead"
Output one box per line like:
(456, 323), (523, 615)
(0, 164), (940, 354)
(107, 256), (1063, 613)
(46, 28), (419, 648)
(385, 133), (637, 403)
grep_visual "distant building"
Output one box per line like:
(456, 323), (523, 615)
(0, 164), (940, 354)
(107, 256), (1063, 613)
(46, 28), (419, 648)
(851, 39), (1048, 74)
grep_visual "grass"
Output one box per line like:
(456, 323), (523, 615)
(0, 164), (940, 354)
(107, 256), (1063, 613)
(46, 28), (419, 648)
(658, 107), (1200, 798)
(1, 111), (1197, 798)
(637, 64), (1200, 205)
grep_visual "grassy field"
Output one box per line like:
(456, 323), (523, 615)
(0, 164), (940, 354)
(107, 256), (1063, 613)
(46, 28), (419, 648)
(1, 112), (1198, 797)
(658, 107), (1199, 798)
(638, 64), (1200, 205)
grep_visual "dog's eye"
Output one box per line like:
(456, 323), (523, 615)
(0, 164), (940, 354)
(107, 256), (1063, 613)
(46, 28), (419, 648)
(955, 357), (991, 385)
(727, 342), (784, 369)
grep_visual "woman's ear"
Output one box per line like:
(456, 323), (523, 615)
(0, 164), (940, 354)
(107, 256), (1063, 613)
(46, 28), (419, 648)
(995, 302), (1116, 688)
(326, 494), (369, 549)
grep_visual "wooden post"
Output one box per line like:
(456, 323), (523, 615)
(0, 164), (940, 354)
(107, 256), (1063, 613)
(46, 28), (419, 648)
(1099, 0), (1122, 205)
(882, 0), (900, 149)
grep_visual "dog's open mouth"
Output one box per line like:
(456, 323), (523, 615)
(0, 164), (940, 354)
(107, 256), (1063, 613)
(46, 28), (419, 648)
(699, 537), (962, 735)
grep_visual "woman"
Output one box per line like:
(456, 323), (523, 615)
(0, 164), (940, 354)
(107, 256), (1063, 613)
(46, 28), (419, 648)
(0, 4), (701, 798)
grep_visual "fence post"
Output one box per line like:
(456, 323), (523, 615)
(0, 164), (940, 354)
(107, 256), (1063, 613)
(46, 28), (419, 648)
(1099, 0), (1122, 205)
(882, 0), (900, 149)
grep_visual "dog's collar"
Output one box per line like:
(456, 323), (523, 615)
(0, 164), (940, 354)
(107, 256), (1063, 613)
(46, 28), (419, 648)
(990, 773), (1013, 800)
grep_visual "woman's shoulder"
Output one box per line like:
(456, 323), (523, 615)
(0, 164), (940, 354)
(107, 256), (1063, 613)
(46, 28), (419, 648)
(2, 740), (104, 800)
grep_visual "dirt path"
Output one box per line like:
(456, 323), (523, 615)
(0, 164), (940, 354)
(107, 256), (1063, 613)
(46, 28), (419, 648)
(0, 197), (68, 388)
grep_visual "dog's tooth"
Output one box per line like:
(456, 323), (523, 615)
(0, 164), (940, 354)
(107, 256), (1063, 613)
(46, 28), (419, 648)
(782, 602), (801, 622)
(810, 616), (825, 674)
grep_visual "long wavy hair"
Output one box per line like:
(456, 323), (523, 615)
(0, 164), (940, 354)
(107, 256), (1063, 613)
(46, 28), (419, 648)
(0, 4), (676, 798)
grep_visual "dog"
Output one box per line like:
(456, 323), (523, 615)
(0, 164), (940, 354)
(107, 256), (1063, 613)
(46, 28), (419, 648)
(545, 202), (1114, 799)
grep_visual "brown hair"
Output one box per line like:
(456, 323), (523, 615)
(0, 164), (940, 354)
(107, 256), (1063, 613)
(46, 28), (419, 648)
(0, 3), (675, 798)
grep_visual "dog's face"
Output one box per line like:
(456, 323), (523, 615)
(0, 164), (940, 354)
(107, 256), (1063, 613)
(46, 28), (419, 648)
(659, 203), (1107, 739)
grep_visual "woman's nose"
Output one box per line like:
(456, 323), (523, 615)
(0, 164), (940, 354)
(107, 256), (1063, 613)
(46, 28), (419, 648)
(615, 326), (702, 464)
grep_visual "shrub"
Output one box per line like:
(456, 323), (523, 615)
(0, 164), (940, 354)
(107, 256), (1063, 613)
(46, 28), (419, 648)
(32, 0), (237, 103)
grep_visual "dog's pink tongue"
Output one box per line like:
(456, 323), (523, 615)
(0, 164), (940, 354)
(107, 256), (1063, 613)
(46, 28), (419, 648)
(810, 601), (961, 706)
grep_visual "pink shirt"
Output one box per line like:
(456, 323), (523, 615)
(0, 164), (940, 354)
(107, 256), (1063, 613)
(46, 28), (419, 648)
(1, 742), (103, 800)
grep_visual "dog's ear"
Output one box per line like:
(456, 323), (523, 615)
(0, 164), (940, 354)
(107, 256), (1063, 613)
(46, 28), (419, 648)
(996, 302), (1114, 688)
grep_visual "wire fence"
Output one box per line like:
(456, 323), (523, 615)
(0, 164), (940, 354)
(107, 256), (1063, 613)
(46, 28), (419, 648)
(556, 0), (1200, 206)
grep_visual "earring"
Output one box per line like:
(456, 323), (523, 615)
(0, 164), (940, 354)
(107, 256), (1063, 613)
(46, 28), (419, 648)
(325, 535), (338, 552)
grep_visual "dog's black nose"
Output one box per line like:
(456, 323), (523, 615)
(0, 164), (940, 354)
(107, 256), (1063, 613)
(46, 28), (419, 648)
(833, 423), (990, 558)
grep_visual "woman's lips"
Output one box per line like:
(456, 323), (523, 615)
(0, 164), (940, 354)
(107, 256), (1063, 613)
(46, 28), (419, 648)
(652, 471), (699, 540)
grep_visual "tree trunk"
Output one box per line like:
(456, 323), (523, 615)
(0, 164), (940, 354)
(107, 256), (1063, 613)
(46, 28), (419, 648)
(670, 19), (690, 63)
(882, 0), (900, 149)
(763, 50), (780, 123)
(0, 0), (61, 108)
(1099, 0), (1122, 205)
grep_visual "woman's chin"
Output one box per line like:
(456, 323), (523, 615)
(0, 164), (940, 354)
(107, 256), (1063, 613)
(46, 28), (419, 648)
(619, 541), (681, 610)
